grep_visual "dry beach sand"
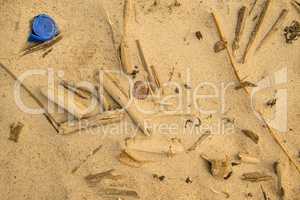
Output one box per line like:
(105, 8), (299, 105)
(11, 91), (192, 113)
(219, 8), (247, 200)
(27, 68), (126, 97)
(0, 0), (300, 199)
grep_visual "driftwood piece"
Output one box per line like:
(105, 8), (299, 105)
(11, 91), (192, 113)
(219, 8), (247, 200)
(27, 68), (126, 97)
(241, 0), (272, 63)
(238, 152), (260, 164)
(40, 84), (94, 119)
(9, 122), (24, 142)
(59, 110), (125, 135)
(120, 0), (134, 74)
(100, 70), (152, 135)
(85, 169), (123, 185)
(234, 81), (257, 90)
(187, 134), (209, 152)
(98, 188), (139, 198)
(241, 172), (273, 182)
(260, 184), (271, 200)
(241, 129), (259, 144)
(232, 6), (248, 56)
(256, 9), (289, 51)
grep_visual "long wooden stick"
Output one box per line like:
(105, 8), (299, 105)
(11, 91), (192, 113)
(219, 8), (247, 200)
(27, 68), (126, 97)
(211, 12), (300, 175)
(256, 9), (288, 51)
(241, 0), (272, 64)
(0, 63), (59, 132)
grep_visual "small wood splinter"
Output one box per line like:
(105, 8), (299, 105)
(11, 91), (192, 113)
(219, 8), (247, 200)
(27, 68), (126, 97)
(232, 6), (248, 56)
(9, 122), (24, 143)
(241, 129), (259, 144)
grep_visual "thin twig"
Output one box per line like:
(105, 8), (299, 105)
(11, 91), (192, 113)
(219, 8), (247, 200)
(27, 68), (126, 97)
(241, 0), (272, 64)
(256, 9), (289, 51)
(291, 1), (300, 14)
(249, 0), (258, 15)
(21, 35), (63, 56)
(233, 6), (248, 56)
(0, 63), (59, 132)
(136, 40), (157, 92)
(71, 144), (103, 173)
(211, 12), (300, 175)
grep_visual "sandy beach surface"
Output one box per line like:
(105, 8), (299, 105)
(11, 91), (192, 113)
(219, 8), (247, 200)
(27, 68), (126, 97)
(0, 0), (300, 199)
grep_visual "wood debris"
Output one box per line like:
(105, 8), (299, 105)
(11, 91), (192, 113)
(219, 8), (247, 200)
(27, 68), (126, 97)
(241, 129), (259, 144)
(260, 184), (271, 200)
(284, 20), (300, 43)
(241, 172), (273, 182)
(186, 133), (209, 152)
(59, 110), (125, 135)
(214, 40), (227, 53)
(241, 0), (272, 63)
(85, 169), (123, 185)
(256, 9), (289, 51)
(195, 31), (203, 40)
(9, 122), (24, 142)
(238, 152), (260, 164)
(266, 98), (277, 107)
(21, 35), (63, 56)
(234, 81), (257, 90)
(274, 161), (285, 198)
(136, 40), (158, 91)
(201, 155), (233, 179)
(232, 6), (248, 56)
(98, 188), (139, 198)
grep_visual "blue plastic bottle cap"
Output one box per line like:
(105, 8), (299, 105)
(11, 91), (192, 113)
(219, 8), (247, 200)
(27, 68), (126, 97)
(28, 14), (58, 42)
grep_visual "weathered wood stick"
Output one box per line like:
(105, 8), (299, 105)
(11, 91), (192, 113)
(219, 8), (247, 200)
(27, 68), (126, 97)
(59, 110), (124, 135)
(256, 9), (289, 51)
(136, 40), (158, 92)
(120, 0), (135, 74)
(241, 0), (272, 64)
(150, 65), (161, 89)
(233, 6), (248, 56)
(100, 70), (152, 136)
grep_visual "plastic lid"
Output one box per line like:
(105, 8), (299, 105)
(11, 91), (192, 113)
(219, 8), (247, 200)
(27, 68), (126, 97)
(29, 14), (58, 42)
